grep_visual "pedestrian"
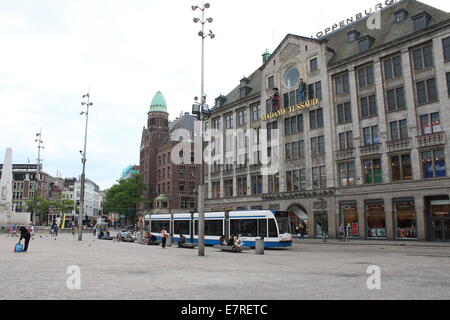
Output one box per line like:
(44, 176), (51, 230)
(19, 226), (31, 252)
(299, 224), (306, 240)
(53, 223), (59, 237)
(161, 228), (167, 249)
(346, 223), (352, 241)
(339, 224), (346, 241)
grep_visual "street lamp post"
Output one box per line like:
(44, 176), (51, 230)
(78, 93), (93, 241)
(192, 2), (214, 257)
(33, 130), (44, 225)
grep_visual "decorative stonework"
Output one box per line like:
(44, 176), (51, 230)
(279, 43), (301, 63)
(262, 189), (335, 201)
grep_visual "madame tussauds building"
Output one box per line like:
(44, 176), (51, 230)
(203, 0), (450, 241)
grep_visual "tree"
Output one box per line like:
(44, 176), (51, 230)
(25, 197), (52, 225)
(103, 174), (148, 225)
(52, 194), (76, 215)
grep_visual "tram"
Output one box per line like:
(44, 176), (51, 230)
(144, 210), (292, 248)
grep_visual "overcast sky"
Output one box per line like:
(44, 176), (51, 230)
(1, 0), (448, 190)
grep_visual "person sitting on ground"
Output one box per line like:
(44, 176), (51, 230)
(178, 234), (186, 247)
(227, 234), (235, 247)
(219, 235), (227, 246)
(233, 234), (243, 253)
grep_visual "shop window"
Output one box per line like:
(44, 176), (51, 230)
(338, 161), (356, 186)
(420, 113), (442, 135)
(340, 202), (359, 238)
(366, 201), (386, 238)
(394, 199), (417, 239)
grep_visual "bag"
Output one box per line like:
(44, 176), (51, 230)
(15, 243), (24, 253)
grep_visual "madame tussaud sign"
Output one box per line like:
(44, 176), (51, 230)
(262, 98), (320, 121)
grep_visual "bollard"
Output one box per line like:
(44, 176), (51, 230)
(255, 237), (265, 255)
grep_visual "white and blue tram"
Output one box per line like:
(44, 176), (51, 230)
(144, 210), (292, 249)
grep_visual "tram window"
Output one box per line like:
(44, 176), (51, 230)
(230, 219), (257, 237)
(205, 220), (223, 236)
(151, 221), (170, 233)
(258, 219), (268, 237)
(194, 221), (198, 235)
(174, 220), (190, 235)
(268, 219), (278, 237)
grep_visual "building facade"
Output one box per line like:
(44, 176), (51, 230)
(139, 91), (200, 217)
(204, 0), (450, 241)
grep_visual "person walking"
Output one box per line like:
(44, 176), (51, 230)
(339, 224), (346, 242)
(19, 226), (31, 252)
(299, 224), (306, 240)
(161, 228), (168, 249)
(345, 223), (352, 241)
(53, 223), (59, 237)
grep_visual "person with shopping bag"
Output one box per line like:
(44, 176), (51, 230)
(18, 226), (32, 252)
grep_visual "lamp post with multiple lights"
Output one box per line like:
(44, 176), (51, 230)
(33, 130), (44, 225)
(192, 2), (214, 257)
(78, 93), (93, 241)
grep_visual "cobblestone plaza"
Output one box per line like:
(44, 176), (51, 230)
(1, 233), (450, 300)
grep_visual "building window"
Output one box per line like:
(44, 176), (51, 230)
(268, 75), (275, 89)
(391, 154), (412, 181)
(312, 166), (327, 189)
(309, 108), (324, 129)
(443, 37), (450, 61)
(307, 81), (322, 100)
(286, 170), (306, 192)
(337, 102), (352, 124)
(339, 131), (353, 150)
(363, 158), (382, 184)
(266, 121), (278, 140)
(284, 114), (303, 136)
(251, 104), (261, 121)
(334, 73), (350, 95)
(394, 199), (417, 239)
(212, 117), (221, 130)
(268, 174), (280, 193)
(420, 112), (442, 135)
(237, 108), (247, 126)
(359, 36), (375, 53)
(357, 64), (374, 88)
(394, 9), (408, 23)
(283, 90), (298, 108)
(390, 119), (408, 141)
(383, 55), (403, 80)
(386, 87), (406, 112)
(412, 44), (434, 71)
(422, 149), (446, 178)
(360, 95), (377, 118)
(179, 181), (185, 191)
(224, 179), (233, 197)
(212, 181), (221, 198)
(225, 113), (234, 129)
(338, 161), (356, 186)
(310, 58), (318, 71)
(237, 176), (247, 196)
(412, 12), (431, 32)
(447, 73), (450, 96)
(416, 78), (438, 104)
(251, 175), (262, 195)
(366, 200), (386, 239)
(311, 136), (325, 156)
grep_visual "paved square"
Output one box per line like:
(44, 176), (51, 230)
(1, 232), (450, 300)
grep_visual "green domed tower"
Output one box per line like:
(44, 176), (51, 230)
(149, 91), (168, 113)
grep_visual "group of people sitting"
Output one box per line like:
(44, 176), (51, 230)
(93, 225), (111, 240)
(143, 232), (158, 245)
(219, 234), (244, 252)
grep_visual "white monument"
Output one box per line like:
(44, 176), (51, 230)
(0, 148), (31, 226)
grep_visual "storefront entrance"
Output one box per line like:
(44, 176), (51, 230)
(426, 197), (450, 241)
(288, 204), (308, 237)
(315, 212), (328, 239)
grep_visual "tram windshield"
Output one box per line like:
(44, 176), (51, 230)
(274, 211), (292, 235)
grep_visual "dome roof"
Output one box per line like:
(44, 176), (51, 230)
(149, 91), (168, 113)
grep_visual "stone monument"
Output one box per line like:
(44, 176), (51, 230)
(0, 148), (31, 226)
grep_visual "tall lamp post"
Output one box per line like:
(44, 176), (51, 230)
(33, 130), (44, 225)
(78, 93), (93, 241)
(192, 2), (214, 257)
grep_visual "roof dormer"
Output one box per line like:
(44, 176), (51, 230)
(394, 8), (408, 23)
(411, 11), (431, 32)
(347, 30), (360, 43)
(358, 35), (375, 53)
